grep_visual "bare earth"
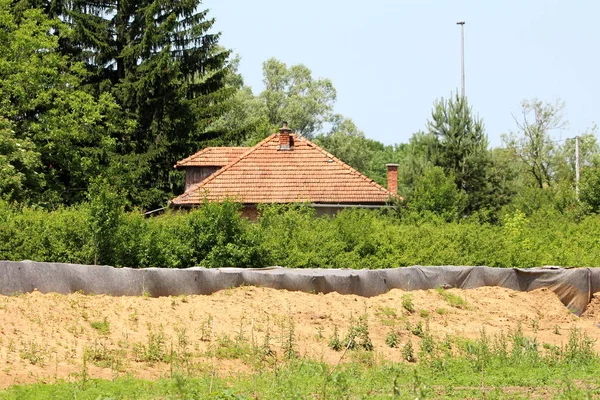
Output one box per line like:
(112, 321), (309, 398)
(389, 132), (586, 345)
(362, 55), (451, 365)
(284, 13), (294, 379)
(1, 286), (599, 389)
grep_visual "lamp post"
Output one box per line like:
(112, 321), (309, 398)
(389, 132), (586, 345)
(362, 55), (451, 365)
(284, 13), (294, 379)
(456, 21), (465, 98)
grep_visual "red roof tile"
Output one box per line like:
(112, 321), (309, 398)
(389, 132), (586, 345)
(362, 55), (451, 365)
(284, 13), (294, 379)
(172, 134), (397, 205)
(175, 147), (250, 168)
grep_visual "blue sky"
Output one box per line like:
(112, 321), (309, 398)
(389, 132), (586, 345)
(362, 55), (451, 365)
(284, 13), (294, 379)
(203, 0), (598, 147)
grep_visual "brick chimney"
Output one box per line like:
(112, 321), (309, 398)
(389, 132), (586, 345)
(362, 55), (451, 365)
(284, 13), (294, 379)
(279, 121), (292, 150)
(386, 164), (399, 194)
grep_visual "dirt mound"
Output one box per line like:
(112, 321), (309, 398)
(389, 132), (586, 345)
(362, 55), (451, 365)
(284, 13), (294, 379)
(0, 286), (599, 389)
(582, 292), (600, 320)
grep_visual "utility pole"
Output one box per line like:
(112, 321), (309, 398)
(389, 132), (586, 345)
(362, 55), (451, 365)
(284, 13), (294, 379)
(575, 136), (580, 199)
(456, 21), (466, 98)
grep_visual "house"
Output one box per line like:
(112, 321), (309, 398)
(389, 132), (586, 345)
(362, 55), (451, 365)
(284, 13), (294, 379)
(171, 122), (401, 219)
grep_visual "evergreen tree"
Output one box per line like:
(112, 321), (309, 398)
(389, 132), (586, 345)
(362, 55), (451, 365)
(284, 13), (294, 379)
(427, 94), (507, 216)
(21, 0), (234, 208)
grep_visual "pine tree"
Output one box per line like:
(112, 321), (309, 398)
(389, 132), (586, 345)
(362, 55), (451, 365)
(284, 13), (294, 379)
(20, 0), (234, 208)
(426, 93), (504, 215)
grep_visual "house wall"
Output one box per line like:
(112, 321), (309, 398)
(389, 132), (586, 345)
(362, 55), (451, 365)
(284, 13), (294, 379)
(185, 166), (220, 191)
(241, 205), (260, 221)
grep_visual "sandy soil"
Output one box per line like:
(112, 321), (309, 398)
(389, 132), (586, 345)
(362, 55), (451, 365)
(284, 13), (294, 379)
(0, 286), (599, 389)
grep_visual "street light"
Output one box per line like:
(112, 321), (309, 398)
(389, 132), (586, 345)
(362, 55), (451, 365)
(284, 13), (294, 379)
(456, 21), (465, 98)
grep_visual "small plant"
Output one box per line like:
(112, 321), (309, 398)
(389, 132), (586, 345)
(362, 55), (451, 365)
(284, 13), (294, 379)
(402, 340), (415, 362)
(419, 309), (430, 318)
(235, 317), (246, 344)
(19, 341), (47, 365)
(420, 333), (435, 356)
(436, 308), (447, 315)
(200, 315), (213, 342)
(133, 324), (167, 363)
(531, 318), (539, 333)
(214, 336), (252, 360)
(329, 325), (342, 351)
(90, 318), (111, 335)
(564, 327), (596, 365)
(315, 326), (324, 340)
(259, 328), (275, 359)
(175, 327), (191, 362)
(282, 313), (297, 360)
(376, 306), (397, 318)
(385, 330), (400, 348)
(509, 323), (539, 362)
(84, 341), (125, 371)
(436, 287), (469, 309)
(409, 321), (424, 338)
(401, 294), (415, 314)
(376, 306), (398, 326)
(146, 326), (166, 362)
(344, 314), (373, 351)
(553, 324), (561, 335)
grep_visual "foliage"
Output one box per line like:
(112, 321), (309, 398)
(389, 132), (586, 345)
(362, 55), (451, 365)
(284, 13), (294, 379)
(87, 178), (124, 265)
(90, 318), (111, 335)
(427, 93), (496, 214)
(14, 0), (234, 209)
(0, 2), (122, 205)
(0, 118), (41, 202)
(396, 131), (437, 198)
(1, 321), (600, 399)
(260, 58), (336, 138)
(405, 166), (465, 222)
(3, 201), (600, 268)
(580, 162), (600, 213)
(502, 99), (567, 189)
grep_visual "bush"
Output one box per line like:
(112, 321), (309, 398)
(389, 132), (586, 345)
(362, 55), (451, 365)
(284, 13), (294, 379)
(2, 199), (600, 268)
(580, 165), (600, 213)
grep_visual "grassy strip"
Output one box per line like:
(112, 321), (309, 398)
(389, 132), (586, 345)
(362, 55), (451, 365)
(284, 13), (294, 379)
(1, 359), (599, 399)
(2, 328), (600, 399)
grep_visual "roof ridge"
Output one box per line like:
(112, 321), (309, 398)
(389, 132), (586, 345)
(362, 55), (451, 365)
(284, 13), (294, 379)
(174, 147), (212, 168)
(173, 134), (277, 203)
(174, 146), (250, 168)
(297, 136), (393, 196)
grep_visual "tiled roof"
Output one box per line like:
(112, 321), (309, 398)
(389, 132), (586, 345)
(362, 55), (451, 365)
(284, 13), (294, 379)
(175, 147), (250, 168)
(172, 134), (397, 205)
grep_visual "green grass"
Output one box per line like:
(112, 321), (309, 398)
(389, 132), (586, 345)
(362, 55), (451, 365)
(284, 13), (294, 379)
(89, 318), (110, 335)
(3, 328), (599, 399)
(436, 287), (469, 309)
(2, 358), (599, 399)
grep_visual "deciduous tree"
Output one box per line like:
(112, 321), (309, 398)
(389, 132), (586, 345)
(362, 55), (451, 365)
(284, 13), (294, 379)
(0, 2), (121, 205)
(21, 0), (234, 208)
(260, 58), (336, 138)
(503, 99), (567, 189)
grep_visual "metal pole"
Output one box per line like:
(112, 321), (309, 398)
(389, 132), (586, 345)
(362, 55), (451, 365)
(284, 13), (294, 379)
(575, 136), (580, 199)
(457, 21), (465, 98)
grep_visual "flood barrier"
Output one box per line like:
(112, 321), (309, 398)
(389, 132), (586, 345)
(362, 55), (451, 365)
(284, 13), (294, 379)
(1, 261), (599, 315)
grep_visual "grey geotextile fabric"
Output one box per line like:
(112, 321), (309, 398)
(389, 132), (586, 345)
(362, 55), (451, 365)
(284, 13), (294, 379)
(0, 261), (597, 315)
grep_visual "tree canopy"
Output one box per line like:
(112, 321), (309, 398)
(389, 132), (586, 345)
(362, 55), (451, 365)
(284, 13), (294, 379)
(1, 1), (599, 226)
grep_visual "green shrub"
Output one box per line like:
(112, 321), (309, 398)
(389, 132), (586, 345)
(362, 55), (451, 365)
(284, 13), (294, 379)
(87, 178), (124, 266)
(2, 199), (600, 268)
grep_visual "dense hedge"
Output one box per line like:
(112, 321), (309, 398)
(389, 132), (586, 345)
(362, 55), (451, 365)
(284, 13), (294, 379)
(1, 200), (599, 269)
